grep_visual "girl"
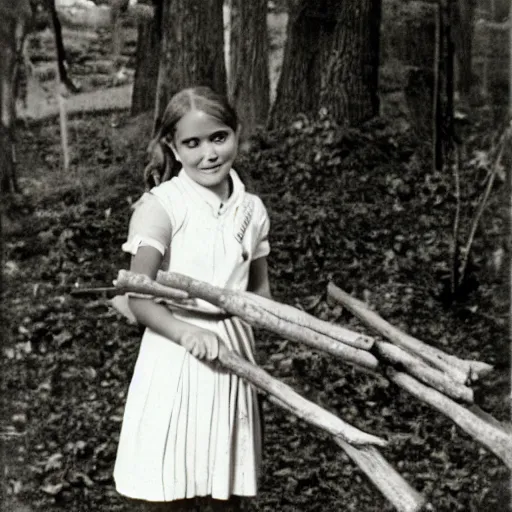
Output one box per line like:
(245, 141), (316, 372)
(113, 86), (271, 511)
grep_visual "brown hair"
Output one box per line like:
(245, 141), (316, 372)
(144, 86), (240, 190)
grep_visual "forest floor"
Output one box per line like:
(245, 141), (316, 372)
(2, 14), (511, 512)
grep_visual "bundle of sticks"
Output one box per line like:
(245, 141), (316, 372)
(103, 270), (508, 512)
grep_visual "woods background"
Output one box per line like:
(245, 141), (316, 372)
(1, 1), (511, 511)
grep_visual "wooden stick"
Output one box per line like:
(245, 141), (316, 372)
(113, 274), (387, 448)
(115, 270), (189, 301)
(327, 282), (493, 382)
(375, 341), (474, 403)
(336, 442), (428, 512)
(450, 145), (461, 296)
(218, 346), (385, 446)
(387, 369), (512, 470)
(239, 290), (374, 350)
(152, 271), (379, 370)
(57, 90), (70, 171)
(459, 130), (508, 288)
(219, 348), (427, 511)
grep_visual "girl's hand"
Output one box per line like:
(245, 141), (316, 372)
(180, 327), (223, 361)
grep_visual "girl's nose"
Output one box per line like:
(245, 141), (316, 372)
(204, 143), (219, 162)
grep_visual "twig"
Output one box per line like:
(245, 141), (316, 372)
(458, 128), (510, 287)
(57, 87), (70, 171)
(450, 145), (461, 296)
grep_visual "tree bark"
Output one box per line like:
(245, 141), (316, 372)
(0, 1), (31, 194)
(154, 0), (227, 132)
(228, 0), (269, 139)
(452, 0), (476, 98)
(270, 0), (382, 128)
(131, 0), (162, 115)
(319, 0), (382, 125)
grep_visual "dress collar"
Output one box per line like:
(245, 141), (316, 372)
(178, 168), (245, 215)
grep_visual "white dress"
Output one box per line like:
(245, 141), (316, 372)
(113, 169), (270, 502)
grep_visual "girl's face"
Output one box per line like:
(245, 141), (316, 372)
(170, 109), (238, 196)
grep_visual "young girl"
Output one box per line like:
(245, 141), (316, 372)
(113, 86), (271, 511)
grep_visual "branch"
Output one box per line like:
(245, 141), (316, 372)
(387, 369), (512, 470)
(450, 146), (461, 296)
(375, 342), (474, 403)
(220, 345), (427, 511)
(327, 282), (493, 383)
(335, 442), (429, 512)
(218, 346), (385, 447)
(459, 128), (510, 287)
(114, 271), (189, 300)
(239, 290), (374, 350)
(476, 19), (511, 30)
(150, 270), (379, 371)
(111, 270), (427, 509)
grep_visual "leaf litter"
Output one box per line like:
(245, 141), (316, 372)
(1, 109), (509, 511)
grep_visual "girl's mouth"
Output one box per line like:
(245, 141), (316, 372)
(200, 164), (222, 172)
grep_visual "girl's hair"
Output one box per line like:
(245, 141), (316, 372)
(144, 86), (243, 189)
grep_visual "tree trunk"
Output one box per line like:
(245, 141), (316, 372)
(131, 0), (162, 115)
(46, 0), (79, 93)
(269, 1), (331, 128)
(228, 0), (269, 139)
(401, 4), (437, 140)
(154, 0), (227, 132)
(0, 2), (31, 194)
(270, 0), (382, 128)
(319, 0), (382, 125)
(452, 0), (475, 98)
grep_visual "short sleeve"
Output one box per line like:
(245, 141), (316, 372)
(252, 198), (270, 260)
(122, 193), (172, 256)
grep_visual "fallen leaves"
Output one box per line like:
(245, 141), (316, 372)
(1, 97), (508, 512)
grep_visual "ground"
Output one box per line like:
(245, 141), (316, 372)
(2, 8), (511, 512)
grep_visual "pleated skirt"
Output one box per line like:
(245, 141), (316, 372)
(113, 314), (262, 502)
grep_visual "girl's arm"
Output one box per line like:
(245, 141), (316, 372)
(247, 256), (272, 299)
(128, 245), (221, 360)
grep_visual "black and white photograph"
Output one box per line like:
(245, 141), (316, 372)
(1, 0), (511, 511)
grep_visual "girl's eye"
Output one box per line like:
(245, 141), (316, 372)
(212, 132), (228, 143)
(183, 139), (199, 149)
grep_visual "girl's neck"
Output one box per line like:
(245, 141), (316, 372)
(211, 176), (232, 203)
